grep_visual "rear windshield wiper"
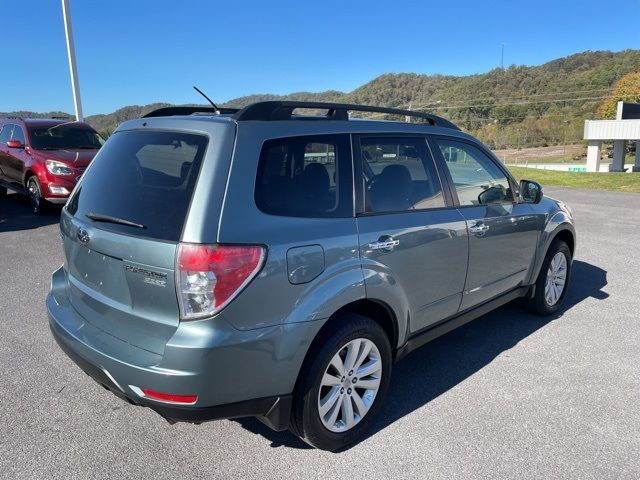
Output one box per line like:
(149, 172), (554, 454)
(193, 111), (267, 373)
(86, 212), (147, 229)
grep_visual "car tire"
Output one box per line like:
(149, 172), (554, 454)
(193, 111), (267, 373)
(289, 314), (392, 451)
(526, 240), (572, 315)
(26, 176), (47, 215)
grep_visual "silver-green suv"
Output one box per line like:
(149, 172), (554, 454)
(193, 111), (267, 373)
(47, 101), (575, 451)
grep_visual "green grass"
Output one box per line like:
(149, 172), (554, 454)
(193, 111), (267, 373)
(507, 155), (637, 165)
(509, 166), (640, 193)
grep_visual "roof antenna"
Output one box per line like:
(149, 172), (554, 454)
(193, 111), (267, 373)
(193, 85), (219, 111)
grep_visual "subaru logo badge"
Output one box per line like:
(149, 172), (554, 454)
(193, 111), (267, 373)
(77, 228), (90, 245)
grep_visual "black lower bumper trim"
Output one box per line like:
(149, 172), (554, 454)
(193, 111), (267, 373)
(49, 323), (292, 431)
(149, 395), (292, 431)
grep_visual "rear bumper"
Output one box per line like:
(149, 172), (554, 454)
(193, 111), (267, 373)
(49, 321), (291, 427)
(47, 266), (321, 430)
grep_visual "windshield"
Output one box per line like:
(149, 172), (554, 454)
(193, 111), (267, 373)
(28, 126), (105, 150)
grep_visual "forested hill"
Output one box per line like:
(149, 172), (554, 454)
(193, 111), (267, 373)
(4, 49), (640, 149)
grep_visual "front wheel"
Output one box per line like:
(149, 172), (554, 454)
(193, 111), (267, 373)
(526, 240), (572, 315)
(290, 314), (392, 451)
(26, 176), (47, 214)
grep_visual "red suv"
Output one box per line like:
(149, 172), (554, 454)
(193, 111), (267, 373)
(0, 118), (103, 213)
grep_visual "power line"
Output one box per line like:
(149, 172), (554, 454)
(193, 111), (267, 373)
(355, 92), (638, 120)
(406, 87), (616, 110)
(416, 95), (614, 111)
(356, 95), (615, 118)
(467, 113), (589, 122)
(351, 88), (619, 118)
(358, 110), (591, 121)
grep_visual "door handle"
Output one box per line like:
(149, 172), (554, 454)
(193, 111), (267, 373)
(368, 239), (400, 251)
(468, 224), (490, 235)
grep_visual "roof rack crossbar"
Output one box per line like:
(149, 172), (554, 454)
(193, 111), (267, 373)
(142, 106), (240, 118)
(232, 101), (460, 129)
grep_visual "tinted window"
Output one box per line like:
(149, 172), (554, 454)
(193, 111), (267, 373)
(435, 139), (514, 206)
(11, 125), (25, 144)
(361, 137), (445, 213)
(0, 125), (13, 143)
(255, 134), (352, 217)
(67, 130), (208, 241)
(28, 126), (103, 150)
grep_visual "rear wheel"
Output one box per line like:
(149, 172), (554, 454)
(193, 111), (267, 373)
(526, 240), (572, 315)
(26, 176), (47, 214)
(290, 314), (392, 451)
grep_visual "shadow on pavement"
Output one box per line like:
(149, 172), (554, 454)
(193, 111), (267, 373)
(0, 192), (61, 232)
(236, 259), (608, 450)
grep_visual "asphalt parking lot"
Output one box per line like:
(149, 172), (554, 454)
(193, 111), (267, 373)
(1, 187), (639, 479)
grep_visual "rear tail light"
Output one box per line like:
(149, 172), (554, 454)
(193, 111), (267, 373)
(176, 243), (265, 320)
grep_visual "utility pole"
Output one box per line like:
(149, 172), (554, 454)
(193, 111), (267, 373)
(61, 0), (83, 121)
(500, 43), (505, 70)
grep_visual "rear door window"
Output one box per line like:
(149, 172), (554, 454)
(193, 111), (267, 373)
(255, 134), (352, 217)
(67, 130), (208, 241)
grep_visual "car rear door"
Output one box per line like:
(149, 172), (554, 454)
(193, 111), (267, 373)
(431, 136), (538, 310)
(60, 128), (217, 355)
(354, 134), (468, 334)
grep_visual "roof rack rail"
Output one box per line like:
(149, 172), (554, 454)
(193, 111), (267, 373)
(142, 106), (240, 118)
(232, 101), (460, 129)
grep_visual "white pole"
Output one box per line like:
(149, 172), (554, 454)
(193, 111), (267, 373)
(61, 0), (83, 121)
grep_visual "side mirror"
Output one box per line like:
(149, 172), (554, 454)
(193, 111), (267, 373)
(7, 140), (23, 149)
(519, 179), (543, 204)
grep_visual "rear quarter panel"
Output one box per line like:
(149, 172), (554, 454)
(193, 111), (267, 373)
(215, 123), (365, 331)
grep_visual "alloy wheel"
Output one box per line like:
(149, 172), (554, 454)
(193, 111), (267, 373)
(544, 252), (567, 306)
(27, 178), (41, 213)
(317, 338), (382, 433)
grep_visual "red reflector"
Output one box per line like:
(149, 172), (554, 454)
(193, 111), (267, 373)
(141, 388), (197, 405)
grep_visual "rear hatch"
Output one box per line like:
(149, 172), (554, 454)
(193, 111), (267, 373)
(60, 128), (210, 355)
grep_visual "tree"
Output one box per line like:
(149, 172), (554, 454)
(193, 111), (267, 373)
(597, 71), (640, 119)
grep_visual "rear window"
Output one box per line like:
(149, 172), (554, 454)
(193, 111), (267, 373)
(67, 130), (208, 241)
(255, 134), (352, 218)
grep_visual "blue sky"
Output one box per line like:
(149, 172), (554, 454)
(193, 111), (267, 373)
(4, 0), (639, 115)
